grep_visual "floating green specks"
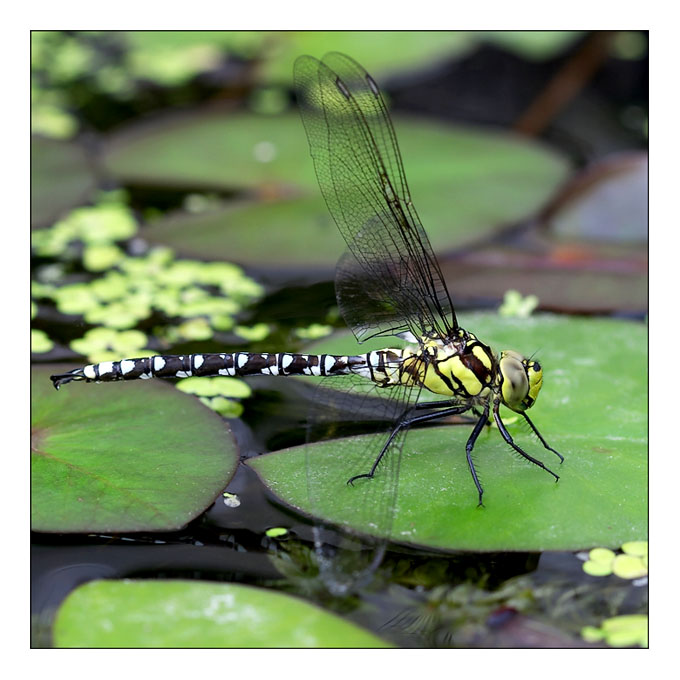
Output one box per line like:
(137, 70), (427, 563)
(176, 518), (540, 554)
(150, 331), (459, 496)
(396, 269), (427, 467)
(32, 196), (264, 347)
(265, 527), (289, 539)
(621, 540), (648, 557)
(202, 396), (244, 417)
(177, 376), (252, 399)
(581, 614), (648, 648)
(31, 103), (79, 139)
(83, 244), (126, 272)
(32, 198), (137, 258)
(177, 376), (252, 418)
(611, 554), (647, 579)
(70, 328), (150, 363)
(118, 247), (175, 277)
(31, 329), (54, 354)
(173, 318), (214, 341)
(53, 284), (100, 315)
(234, 323), (270, 342)
(32, 280), (56, 299)
(211, 314), (235, 331)
(177, 296), (240, 319)
(84, 299), (151, 330)
(581, 541), (648, 580)
(295, 323), (333, 341)
(498, 289), (539, 318)
(129, 44), (222, 86)
(88, 272), (131, 302)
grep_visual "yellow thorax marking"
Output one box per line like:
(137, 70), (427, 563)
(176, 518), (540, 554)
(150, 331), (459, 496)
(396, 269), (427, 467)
(401, 339), (486, 397)
(472, 344), (492, 369)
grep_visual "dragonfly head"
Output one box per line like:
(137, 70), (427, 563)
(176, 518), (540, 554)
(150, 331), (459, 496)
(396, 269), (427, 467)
(498, 350), (543, 413)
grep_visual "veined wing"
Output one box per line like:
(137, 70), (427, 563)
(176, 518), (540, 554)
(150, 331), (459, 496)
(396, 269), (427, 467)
(294, 52), (457, 342)
(304, 363), (424, 594)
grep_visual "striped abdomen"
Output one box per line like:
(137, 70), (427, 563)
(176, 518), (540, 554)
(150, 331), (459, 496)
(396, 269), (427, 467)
(50, 349), (407, 389)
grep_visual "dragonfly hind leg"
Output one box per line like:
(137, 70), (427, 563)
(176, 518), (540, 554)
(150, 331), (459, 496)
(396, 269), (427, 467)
(347, 404), (471, 486)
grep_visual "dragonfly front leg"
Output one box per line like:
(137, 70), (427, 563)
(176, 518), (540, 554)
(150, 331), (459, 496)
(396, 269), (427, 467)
(522, 413), (564, 463)
(493, 401), (560, 482)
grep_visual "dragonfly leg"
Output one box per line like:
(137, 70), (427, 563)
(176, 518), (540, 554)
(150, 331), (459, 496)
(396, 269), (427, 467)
(465, 404), (490, 506)
(415, 399), (477, 424)
(492, 401), (559, 482)
(471, 406), (493, 426)
(414, 399), (461, 410)
(347, 405), (470, 485)
(522, 413), (564, 463)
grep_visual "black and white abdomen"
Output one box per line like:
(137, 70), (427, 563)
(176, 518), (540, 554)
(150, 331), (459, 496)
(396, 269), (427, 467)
(50, 350), (406, 389)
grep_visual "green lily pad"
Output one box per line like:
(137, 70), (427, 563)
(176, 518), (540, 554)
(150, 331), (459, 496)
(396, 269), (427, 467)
(31, 365), (237, 533)
(31, 136), (97, 228)
(52, 579), (390, 648)
(248, 313), (647, 552)
(105, 113), (569, 268)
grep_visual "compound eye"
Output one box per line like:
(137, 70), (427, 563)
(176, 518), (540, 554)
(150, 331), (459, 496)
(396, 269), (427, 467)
(500, 353), (529, 412)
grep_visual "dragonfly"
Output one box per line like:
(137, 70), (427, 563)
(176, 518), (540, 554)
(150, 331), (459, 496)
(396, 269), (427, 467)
(51, 53), (563, 591)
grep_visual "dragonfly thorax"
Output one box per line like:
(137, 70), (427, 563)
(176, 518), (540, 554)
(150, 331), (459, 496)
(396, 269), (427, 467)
(396, 330), (498, 400)
(497, 350), (543, 413)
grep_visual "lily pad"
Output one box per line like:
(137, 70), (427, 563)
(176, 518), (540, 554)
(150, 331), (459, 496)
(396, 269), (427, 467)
(105, 113), (569, 268)
(31, 136), (97, 228)
(248, 313), (647, 552)
(31, 365), (238, 533)
(52, 579), (390, 648)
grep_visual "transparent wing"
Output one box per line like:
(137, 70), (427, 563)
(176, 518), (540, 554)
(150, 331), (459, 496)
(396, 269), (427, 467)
(294, 52), (457, 342)
(304, 368), (425, 594)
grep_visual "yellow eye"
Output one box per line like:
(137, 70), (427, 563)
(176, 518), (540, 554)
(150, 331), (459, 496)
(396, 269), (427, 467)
(499, 350), (543, 412)
(526, 362), (544, 407)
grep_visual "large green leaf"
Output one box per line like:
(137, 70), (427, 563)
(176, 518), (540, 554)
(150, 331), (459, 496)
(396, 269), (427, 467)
(249, 313), (647, 552)
(105, 113), (569, 267)
(31, 365), (238, 533)
(52, 579), (391, 648)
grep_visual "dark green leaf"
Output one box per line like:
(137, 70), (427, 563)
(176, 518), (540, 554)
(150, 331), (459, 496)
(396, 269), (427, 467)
(31, 365), (238, 533)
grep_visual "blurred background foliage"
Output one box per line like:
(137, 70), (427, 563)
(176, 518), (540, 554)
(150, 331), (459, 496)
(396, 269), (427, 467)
(32, 30), (647, 371)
